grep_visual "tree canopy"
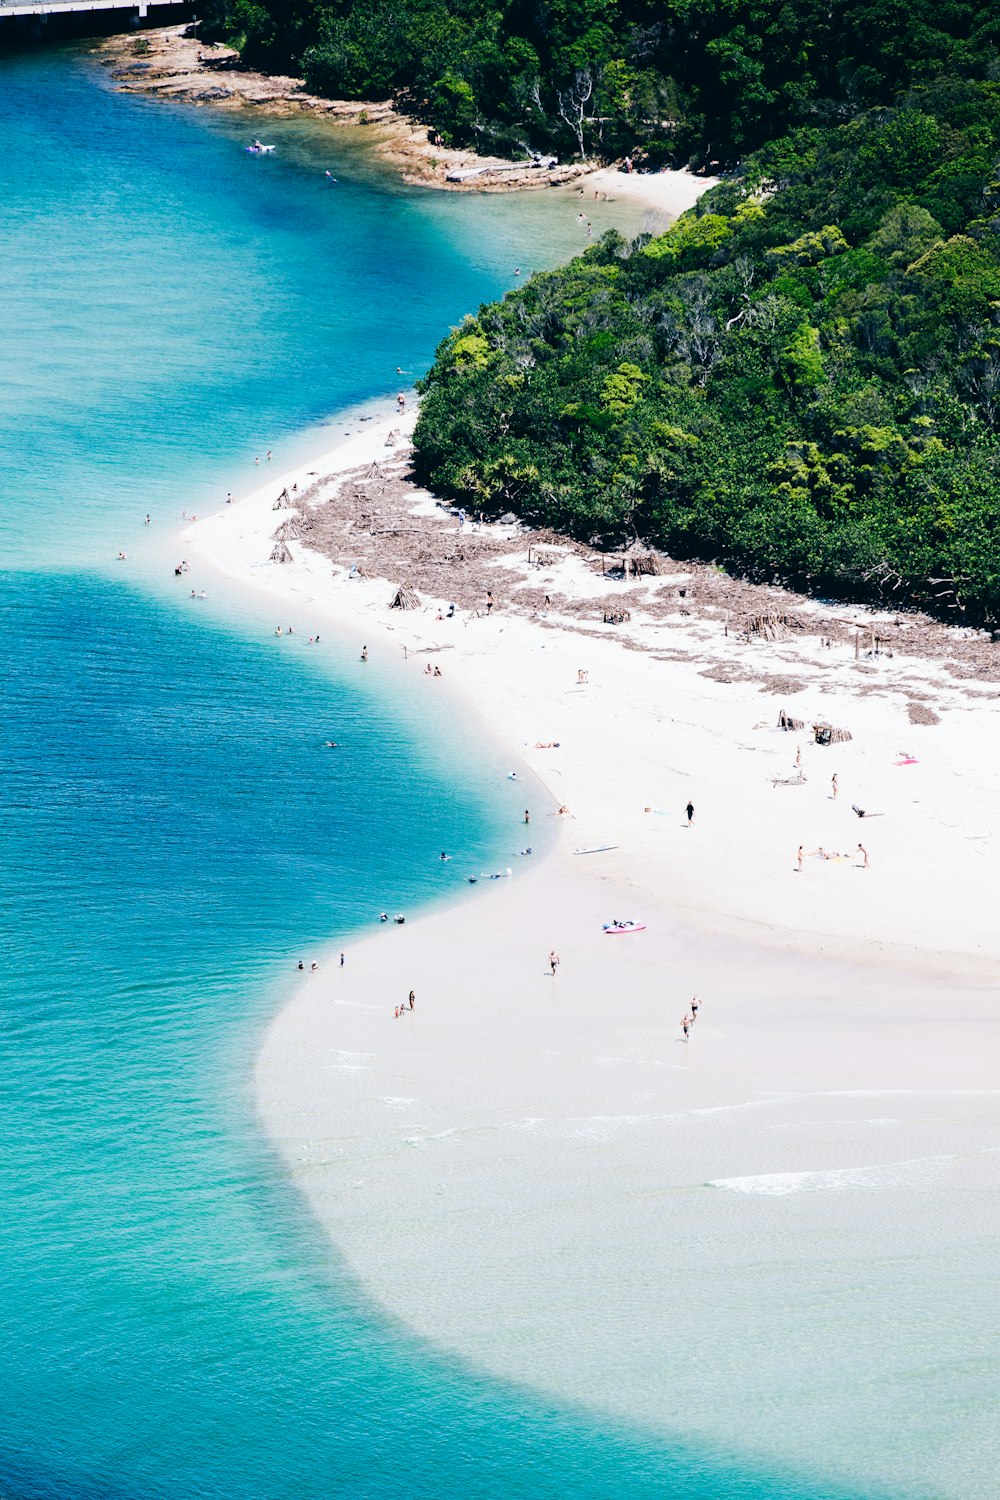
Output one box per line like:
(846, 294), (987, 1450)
(210, 0), (999, 163)
(414, 82), (1000, 621)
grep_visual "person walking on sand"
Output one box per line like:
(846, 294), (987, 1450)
(685, 801), (695, 825)
(408, 990), (415, 1010)
(549, 950), (560, 976)
(360, 645), (368, 661)
(339, 952), (345, 967)
(486, 590), (494, 616)
(397, 392), (406, 412)
(690, 996), (699, 1021)
(832, 773), (839, 801)
(796, 844), (804, 871)
(681, 1015), (690, 1041)
(857, 842), (869, 868)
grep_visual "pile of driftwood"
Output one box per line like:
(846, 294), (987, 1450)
(777, 708), (805, 731)
(270, 541), (294, 564)
(628, 553), (664, 577)
(272, 488), (295, 511)
(603, 608), (631, 625)
(272, 517), (303, 542)
(744, 612), (795, 641)
(813, 721), (852, 745)
(389, 585), (421, 610)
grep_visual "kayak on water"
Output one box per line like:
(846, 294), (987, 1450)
(245, 143), (276, 154)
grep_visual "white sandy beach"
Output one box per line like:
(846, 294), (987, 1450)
(580, 165), (720, 217)
(187, 413), (1000, 1498)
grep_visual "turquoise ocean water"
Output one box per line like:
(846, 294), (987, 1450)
(0, 45), (891, 1499)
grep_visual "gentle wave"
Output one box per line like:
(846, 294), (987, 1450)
(707, 1154), (957, 1195)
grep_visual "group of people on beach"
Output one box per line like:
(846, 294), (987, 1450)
(797, 844), (869, 868)
(792, 771), (871, 870)
(394, 990), (415, 1019)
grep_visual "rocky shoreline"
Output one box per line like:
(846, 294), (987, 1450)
(96, 25), (593, 193)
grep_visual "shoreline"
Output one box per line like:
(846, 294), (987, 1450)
(185, 409), (1000, 1498)
(188, 405), (1000, 980)
(95, 26), (718, 209)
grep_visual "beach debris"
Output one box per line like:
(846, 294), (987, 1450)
(628, 553), (664, 577)
(777, 708), (805, 731)
(603, 608), (631, 625)
(272, 517), (303, 542)
(743, 611), (796, 641)
(388, 584), (421, 610)
(907, 701), (940, 725)
(813, 721), (852, 745)
(272, 488), (295, 510)
(270, 541), (294, 564)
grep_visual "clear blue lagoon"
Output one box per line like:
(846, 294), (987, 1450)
(0, 43), (892, 1499)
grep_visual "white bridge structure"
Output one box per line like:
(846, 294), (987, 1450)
(0, 0), (186, 17)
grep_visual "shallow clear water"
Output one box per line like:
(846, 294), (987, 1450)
(0, 43), (895, 1500)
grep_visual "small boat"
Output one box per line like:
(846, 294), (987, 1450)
(603, 920), (645, 935)
(574, 843), (618, 855)
(245, 143), (276, 154)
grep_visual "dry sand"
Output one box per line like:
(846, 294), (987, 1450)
(578, 165), (720, 216)
(186, 411), (1000, 1497)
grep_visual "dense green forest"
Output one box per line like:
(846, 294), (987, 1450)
(209, 0), (1000, 617)
(212, 0), (998, 164)
(415, 82), (1000, 620)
